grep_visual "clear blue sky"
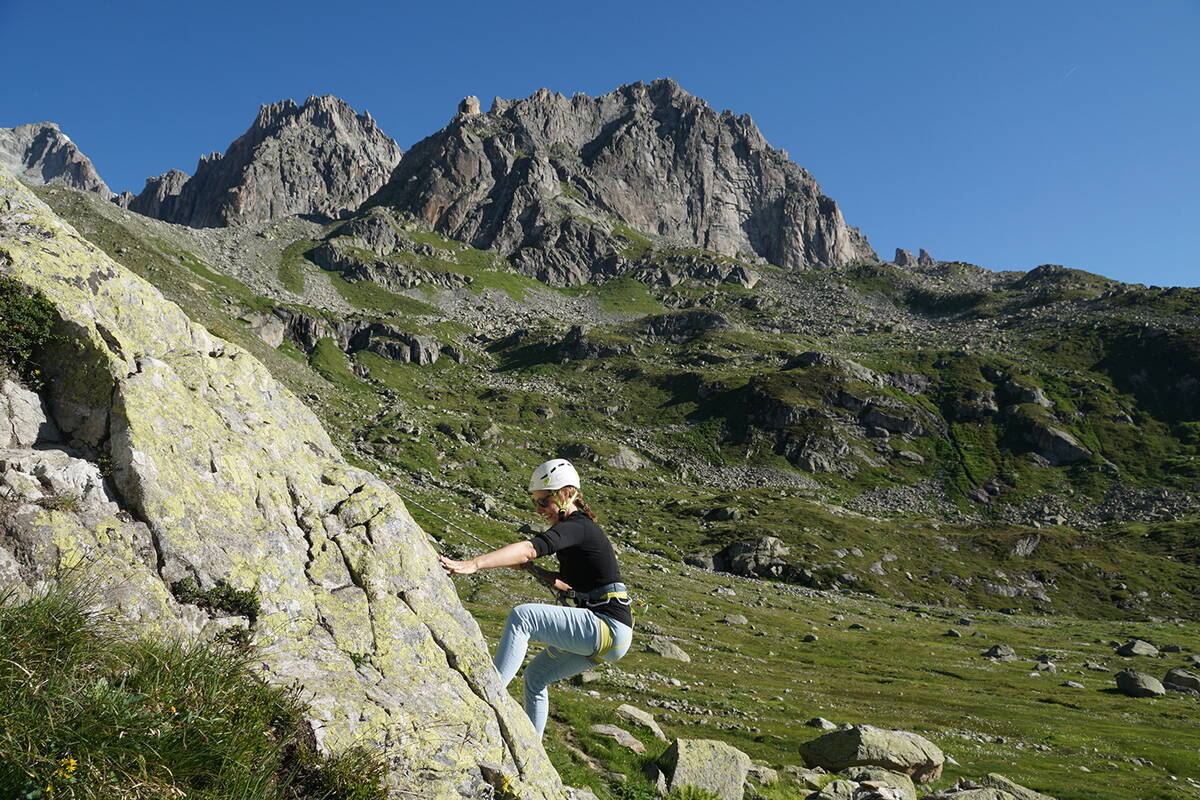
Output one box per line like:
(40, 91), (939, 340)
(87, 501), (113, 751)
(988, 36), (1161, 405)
(2, 0), (1197, 286)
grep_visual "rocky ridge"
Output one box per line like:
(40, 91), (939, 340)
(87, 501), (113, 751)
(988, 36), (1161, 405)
(364, 79), (876, 285)
(131, 95), (402, 227)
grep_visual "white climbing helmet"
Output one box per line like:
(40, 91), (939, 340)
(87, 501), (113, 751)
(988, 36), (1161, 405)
(528, 459), (581, 493)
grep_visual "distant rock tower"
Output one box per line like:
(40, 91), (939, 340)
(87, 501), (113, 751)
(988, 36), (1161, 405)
(917, 248), (937, 267)
(458, 95), (481, 116)
(894, 248), (917, 267)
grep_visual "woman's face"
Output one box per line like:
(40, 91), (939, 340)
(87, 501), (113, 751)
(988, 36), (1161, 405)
(531, 490), (558, 524)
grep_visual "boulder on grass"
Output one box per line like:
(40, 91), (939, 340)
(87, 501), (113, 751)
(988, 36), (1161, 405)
(1164, 667), (1200, 692)
(1115, 669), (1166, 698)
(645, 635), (691, 662)
(657, 738), (752, 800)
(798, 725), (944, 783)
(1116, 639), (1159, 657)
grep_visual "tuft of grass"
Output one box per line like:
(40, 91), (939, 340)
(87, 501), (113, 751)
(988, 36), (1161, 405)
(170, 576), (261, 623)
(0, 582), (387, 800)
(0, 276), (59, 386)
(36, 493), (81, 513)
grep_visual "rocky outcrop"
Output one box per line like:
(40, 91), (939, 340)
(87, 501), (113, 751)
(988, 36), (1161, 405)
(798, 725), (945, 783)
(641, 309), (731, 342)
(0, 174), (561, 799)
(279, 308), (442, 365)
(0, 123), (114, 198)
(368, 79), (876, 282)
(1019, 419), (1092, 466)
(136, 96), (402, 227)
(713, 536), (792, 579)
(127, 168), (189, 219)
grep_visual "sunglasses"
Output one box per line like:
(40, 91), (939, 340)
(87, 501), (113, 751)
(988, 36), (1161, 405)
(533, 494), (555, 509)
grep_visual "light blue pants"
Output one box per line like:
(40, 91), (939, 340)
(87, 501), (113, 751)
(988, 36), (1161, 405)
(494, 603), (633, 737)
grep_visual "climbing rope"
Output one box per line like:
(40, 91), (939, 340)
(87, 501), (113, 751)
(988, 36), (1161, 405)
(392, 483), (564, 603)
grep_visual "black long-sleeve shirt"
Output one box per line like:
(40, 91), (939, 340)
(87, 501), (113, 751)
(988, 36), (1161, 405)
(529, 511), (633, 628)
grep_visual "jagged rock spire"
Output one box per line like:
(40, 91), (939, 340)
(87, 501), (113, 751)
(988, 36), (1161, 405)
(131, 95), (402, 227)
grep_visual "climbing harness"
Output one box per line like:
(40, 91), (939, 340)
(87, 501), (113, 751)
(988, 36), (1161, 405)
(575, 582), (633, 663)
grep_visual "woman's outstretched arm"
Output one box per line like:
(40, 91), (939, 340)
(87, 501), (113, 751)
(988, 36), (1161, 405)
(439, 541), (538, 575)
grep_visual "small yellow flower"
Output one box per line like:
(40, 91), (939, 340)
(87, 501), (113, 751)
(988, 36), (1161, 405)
(169, 705), (177, 714)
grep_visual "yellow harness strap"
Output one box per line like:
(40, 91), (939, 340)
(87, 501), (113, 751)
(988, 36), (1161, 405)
(591, 617), (615, 664)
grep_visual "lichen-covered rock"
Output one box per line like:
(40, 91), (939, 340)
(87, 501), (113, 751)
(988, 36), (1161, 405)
(658, 738), (753, 800)
(798, 725), (944, 783)
(841, 766), (916, 800)
(978, 773), (1056, 800)
(0, 173), (562, 799)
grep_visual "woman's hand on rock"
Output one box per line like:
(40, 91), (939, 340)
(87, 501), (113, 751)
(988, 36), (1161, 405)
(439, 555), (478, 575)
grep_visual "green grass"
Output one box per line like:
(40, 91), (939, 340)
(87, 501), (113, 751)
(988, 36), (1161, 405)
(279, 239), (318, 294)
(0, 582), (386, 800)
(308, 338), (369, 395)
(327, 272), (441, 316)
(563, 277), (664, 315)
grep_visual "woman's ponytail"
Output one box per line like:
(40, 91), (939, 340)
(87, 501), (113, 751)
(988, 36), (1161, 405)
(555, 487), (598, 521)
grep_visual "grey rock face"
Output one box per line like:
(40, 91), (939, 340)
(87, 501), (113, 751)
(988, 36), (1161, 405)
(0, 123), (113, 198)
(894, 249), (916, 267)
(1, 380), (60, 447)
(371, 79), (876, 281)
(128, 168), (189, 219)
(138, 96), (402, 227)
(713, 536), (792, 579)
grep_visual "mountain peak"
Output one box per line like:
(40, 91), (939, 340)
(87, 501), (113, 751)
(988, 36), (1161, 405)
(0, 122), (113, 199)
(131, 95), (402, 227)
(373, 79), (874, 282)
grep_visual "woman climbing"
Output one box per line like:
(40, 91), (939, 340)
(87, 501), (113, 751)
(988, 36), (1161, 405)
(438, 458), (634, 738)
